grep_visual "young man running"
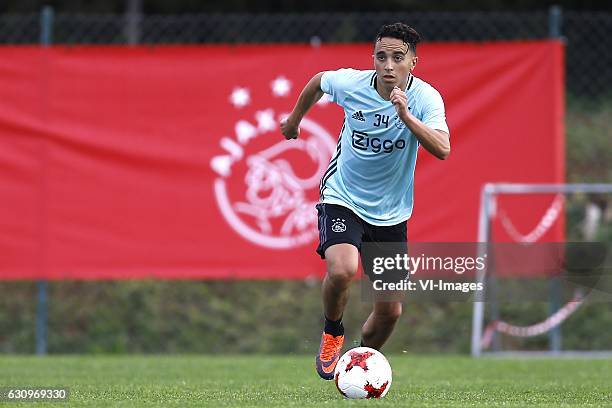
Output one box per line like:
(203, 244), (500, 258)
(280, 22), (451, 380)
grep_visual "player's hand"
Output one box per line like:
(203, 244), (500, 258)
(280, 117), (300, 140)
(390, 86), (409, 117)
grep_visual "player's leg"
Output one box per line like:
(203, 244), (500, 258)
(315, 203), (364, 380)
(360, 301), (402, 350)
(316, 244), (360, 379)
(359, 220), (407, 350)
(322, 243), (360, 322)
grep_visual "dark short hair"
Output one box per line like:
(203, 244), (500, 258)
(375, 23), (421, 54)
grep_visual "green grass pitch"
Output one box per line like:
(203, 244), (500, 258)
(1, 355), (611, 407)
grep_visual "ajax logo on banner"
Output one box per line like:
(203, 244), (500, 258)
(210, 76), (336, 249)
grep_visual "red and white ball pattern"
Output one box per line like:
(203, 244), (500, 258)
(334, 347), (392, 399)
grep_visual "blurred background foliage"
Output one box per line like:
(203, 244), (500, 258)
(1, 280), (611, 353)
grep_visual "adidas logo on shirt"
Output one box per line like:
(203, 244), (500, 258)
(351, 110), (366, 122)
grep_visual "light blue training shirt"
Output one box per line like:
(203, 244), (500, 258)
(319, 68), (450, 226)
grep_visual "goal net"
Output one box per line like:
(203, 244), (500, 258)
(471, 183), (612, 357)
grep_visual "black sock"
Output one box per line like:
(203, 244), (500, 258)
(324, 316), (344, 337)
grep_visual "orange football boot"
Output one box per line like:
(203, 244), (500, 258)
(315, 332), (344, 380)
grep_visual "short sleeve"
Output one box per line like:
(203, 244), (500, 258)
(421, 87), (450, 135)
(320, 68), (359, 107)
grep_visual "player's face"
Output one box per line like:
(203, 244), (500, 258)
(373, 37), (417, 87)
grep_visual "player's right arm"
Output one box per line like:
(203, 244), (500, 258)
(280, 72), (325, 140)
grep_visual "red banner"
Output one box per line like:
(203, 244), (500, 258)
(0, 41), (564, 280)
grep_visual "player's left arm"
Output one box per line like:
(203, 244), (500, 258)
(390, 86), (450, 160)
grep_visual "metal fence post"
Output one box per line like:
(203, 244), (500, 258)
(548, 5), (562, 39)
(40, 6), (54, 45)
(36, 281), (48, 355)
(36, 5), (54, 356)
(125, 0), (142, 45)
(548, 4), (563, 354)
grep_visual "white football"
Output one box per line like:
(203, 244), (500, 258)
(334, 347), (392, 399)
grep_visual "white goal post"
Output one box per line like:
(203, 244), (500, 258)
(471, 183), (612, 357)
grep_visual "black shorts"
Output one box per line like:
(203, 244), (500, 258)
(316, 203), (407, 258)
(316, 203), (408, 282)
